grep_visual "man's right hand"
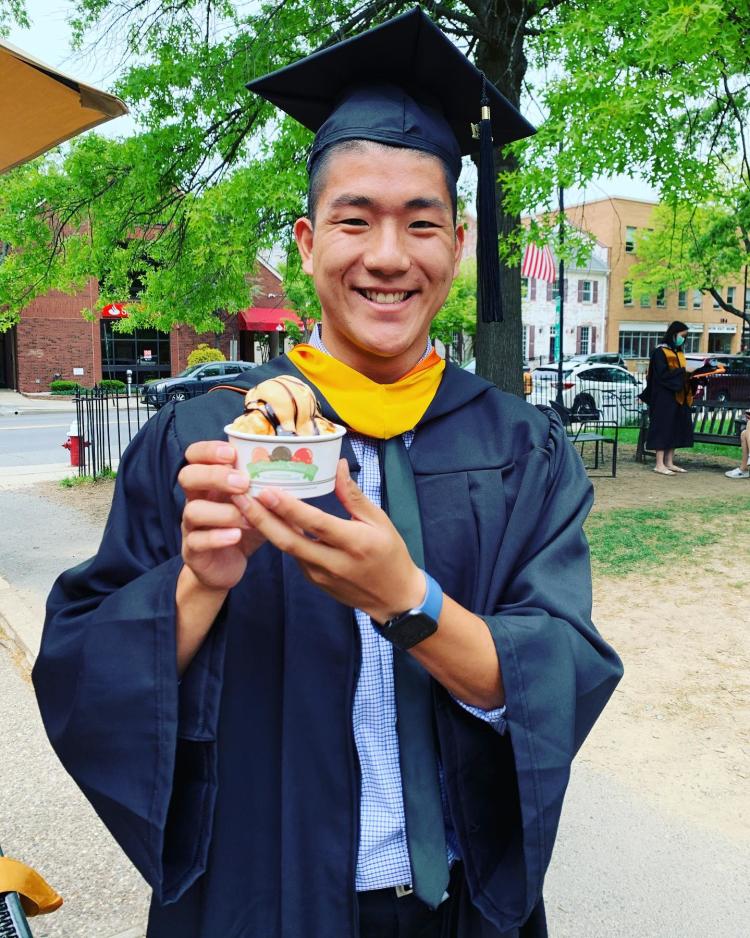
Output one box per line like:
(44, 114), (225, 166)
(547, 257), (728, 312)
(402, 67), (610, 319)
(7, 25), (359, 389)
(178, 441), (266, 591)
(175, 441), (265, 674)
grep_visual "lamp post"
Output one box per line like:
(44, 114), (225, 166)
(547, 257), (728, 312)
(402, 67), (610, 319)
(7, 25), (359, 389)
(555, 179), (565, 405)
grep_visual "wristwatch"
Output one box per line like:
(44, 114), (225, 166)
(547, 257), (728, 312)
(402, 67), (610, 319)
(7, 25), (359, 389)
(373, 570), (443, 651)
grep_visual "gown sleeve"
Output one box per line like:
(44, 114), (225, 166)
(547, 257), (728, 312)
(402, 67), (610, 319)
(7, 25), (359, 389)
(436, 411), (623, 930)
(32, 405), (227, 904)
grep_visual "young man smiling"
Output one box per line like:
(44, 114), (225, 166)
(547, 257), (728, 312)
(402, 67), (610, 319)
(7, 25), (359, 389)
(34, 10), (622, 938)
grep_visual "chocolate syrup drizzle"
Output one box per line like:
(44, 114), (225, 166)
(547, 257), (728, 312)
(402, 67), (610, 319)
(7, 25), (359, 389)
(242, 377), (321, 436)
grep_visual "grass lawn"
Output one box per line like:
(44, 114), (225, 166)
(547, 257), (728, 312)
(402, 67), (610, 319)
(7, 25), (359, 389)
(585, 495), (750, 577)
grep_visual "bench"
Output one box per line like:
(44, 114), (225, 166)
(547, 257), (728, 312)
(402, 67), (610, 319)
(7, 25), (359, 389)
(635, 403), (747, 462)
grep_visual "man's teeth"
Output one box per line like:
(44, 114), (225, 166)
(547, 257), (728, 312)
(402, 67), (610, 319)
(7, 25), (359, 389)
(362, 290), (409, 304)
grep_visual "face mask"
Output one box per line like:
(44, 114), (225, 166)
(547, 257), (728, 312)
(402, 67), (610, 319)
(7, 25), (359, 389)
(675, 335), (685, 347)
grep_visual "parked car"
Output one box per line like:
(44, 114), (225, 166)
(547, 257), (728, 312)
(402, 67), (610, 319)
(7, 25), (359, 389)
(686, 354), (750, 403)
(564, 352), (627, 369)
(532, 362), (645, 424)
(142, 360), (257, 408)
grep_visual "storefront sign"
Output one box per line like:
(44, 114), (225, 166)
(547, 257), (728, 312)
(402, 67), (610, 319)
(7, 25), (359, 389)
(102, 303), (128, 319)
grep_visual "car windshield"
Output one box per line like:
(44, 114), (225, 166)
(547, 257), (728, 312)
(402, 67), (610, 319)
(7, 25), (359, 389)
(177, 363), (204, 377)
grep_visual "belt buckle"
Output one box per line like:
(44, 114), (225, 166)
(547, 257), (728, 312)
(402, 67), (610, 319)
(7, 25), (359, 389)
(394, 884), (414, 898)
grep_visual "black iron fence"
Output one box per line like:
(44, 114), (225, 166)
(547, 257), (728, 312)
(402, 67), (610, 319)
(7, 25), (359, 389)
(525, 378), (646, 427)
(74, 387), (155, 478)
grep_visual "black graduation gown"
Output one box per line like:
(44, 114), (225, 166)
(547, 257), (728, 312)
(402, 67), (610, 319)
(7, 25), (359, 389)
(33, 359), (623, 938)
(645, 347), (694, 450)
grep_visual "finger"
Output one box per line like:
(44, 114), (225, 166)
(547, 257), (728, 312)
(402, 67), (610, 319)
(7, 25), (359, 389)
(183, 499), (253, 532)
(254, 486), (353, 548)
(179, 463), (250, 498)
(183, 527), (243, 554)
(334, 459), (382, 523)
(236, 492), (341, 563)
(185, 441), (238, 466)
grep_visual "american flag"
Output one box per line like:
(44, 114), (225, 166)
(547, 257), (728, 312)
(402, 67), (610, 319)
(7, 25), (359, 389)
(521, 242), (556, 283)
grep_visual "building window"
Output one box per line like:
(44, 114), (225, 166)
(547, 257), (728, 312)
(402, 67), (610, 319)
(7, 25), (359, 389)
(624, 281), (633, 305)
(656, 288), (666, 307)
(579, 326), (590, 355)
(625, 226), (636, 253)
(640, 294), (650, 308)
(684, 331), (701, 353)
(521, 276), (528, 300)
(727, 286), (735, 307)
(581, 280), (592, 302)
(712, 292), (720, 308)
(678, 288), (687, 308)
(618, 330), (661, 359)
(692, 289), (702, 309)
(100, 322), (171, 384)
(708, 332), (732, 354)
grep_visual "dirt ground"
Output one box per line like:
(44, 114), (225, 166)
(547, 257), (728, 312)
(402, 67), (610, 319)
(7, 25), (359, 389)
(39, 445), (750, 845)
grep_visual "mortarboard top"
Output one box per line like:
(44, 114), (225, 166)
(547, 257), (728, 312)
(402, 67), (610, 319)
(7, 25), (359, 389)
(247, 7), (536, 323)
(246, 7), (534, 176)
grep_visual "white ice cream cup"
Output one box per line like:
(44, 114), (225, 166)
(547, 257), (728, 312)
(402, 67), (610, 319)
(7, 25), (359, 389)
(224, 423), (347, 499)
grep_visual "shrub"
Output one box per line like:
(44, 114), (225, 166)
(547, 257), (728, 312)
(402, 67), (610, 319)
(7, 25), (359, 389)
(187, 343), (226, 367)
(97, 379), (127, 391)
(50, 380), (83, 393)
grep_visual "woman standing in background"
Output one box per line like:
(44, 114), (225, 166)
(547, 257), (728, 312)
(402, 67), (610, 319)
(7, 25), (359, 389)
(643, 321), (694, 475)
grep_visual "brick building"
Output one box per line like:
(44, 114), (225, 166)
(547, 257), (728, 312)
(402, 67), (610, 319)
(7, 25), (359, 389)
(564, 197), (748, 365)
(1, 256), (293, 393)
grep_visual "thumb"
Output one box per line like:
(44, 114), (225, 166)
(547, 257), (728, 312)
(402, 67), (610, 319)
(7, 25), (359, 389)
(334, 458), (378, 521)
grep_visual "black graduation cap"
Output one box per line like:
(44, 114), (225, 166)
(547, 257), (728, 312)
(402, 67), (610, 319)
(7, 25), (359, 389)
(247, 7), (536, 323)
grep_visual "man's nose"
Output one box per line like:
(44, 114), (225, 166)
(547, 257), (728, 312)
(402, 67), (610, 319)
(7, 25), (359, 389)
(362, 223), (410, 275)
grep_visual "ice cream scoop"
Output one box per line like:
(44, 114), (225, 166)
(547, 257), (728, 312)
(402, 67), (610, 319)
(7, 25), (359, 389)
(228, 375), (337, 436)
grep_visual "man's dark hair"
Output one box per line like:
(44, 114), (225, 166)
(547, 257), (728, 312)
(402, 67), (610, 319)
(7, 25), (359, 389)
(307, 139), (458, 227)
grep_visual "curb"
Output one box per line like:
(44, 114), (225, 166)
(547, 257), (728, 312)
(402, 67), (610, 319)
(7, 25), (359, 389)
(0, 581), (37, 668)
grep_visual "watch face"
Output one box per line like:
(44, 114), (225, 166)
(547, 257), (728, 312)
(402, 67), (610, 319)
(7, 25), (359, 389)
(384, 611), (438, 651)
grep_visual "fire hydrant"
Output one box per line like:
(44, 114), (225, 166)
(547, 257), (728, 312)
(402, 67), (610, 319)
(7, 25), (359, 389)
(62, 420), (89, 467)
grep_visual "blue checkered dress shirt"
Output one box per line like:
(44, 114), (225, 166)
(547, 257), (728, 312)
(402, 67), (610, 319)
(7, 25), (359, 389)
(308, 326), (505, 891)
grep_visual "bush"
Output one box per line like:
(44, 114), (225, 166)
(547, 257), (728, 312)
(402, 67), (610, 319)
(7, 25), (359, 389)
(50, 380), (83, 393)
(96, 379), (127, 391)
(187, 343), (225, 367)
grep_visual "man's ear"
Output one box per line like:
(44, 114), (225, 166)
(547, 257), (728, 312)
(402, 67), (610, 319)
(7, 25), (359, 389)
(294, 217), (315, 275)
(452, 222), (465, 278)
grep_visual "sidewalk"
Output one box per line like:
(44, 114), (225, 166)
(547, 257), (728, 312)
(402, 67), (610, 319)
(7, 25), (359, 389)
(0, 389), (76, 416)
(0, 475), (150, 938)
(0, 481), (105, 663)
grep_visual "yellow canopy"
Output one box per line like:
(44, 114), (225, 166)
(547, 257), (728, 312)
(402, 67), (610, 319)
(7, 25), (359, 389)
(0, 39), (128, 173)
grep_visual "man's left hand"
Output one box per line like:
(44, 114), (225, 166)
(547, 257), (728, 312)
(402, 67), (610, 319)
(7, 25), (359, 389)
(232, 459), (425, 623)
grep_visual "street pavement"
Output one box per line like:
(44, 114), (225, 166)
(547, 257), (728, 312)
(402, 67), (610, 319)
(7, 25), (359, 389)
(0, 453), (748, 936)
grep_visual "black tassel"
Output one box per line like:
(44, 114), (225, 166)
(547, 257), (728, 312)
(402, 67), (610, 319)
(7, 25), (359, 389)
(476, 77), (502, 323)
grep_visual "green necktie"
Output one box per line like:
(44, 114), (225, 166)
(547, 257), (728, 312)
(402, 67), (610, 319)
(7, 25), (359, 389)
(382, 435), (450, 909)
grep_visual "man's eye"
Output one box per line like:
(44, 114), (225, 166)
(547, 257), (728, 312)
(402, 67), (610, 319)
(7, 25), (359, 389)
(409, 220), (440, 229)
(339, 218), (368, 226)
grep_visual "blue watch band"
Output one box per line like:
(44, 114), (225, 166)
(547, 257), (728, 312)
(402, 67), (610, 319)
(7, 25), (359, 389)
(416, 570), (443, 623)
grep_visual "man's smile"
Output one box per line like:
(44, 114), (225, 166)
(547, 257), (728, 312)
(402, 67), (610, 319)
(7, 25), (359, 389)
(355, 288), (417, 305)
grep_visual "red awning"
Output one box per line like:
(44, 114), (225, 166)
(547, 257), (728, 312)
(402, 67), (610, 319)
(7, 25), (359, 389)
(238, 307), (303, 332)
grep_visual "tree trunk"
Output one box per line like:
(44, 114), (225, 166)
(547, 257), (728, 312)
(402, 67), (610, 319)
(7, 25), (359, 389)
(474, 1), (529, 396)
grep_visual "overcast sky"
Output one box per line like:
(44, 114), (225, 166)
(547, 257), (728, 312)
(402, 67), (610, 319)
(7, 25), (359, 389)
(8, 0), (660, 207)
